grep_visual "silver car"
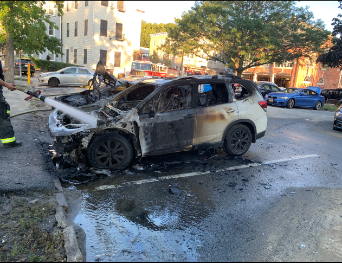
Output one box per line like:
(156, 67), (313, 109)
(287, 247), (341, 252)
(38, 66), (95, 87)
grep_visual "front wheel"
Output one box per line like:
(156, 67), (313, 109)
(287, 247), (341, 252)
(314, 101), (322, 110)
(87, 133), (133, 170)
(223, 124), (252, 156)
(286, 99), (294, 109)
(48, 77), (59, 87)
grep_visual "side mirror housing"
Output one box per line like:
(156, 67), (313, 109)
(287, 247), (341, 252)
(60, 71), (64, 74)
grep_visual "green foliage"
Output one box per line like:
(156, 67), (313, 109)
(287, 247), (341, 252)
(0, 1), (64, 56)
(149, 50), (160, 64)
(163, 1), (330, 76)
(317, 1), (342, 69)
(30, 57), (79, 71)
(140, 20), (177, 48)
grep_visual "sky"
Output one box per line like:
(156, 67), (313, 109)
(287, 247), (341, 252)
(133, 1), (341, 32)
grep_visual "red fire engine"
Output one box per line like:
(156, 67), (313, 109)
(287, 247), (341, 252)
(130, 61), (177, 78)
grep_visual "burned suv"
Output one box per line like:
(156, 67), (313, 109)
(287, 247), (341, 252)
(49, 75), (267, 170)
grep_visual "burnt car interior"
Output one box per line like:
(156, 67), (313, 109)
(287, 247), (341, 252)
(233, 83), (251, 100)
(197, 83), (229, 107)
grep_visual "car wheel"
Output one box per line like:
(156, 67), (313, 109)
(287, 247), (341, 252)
(223, 124), (252, 156)
(48, 77), (59, 87)
(286, 99), (294, 109)
(314, 101), (322, 110)
(87, 133), (133, 170)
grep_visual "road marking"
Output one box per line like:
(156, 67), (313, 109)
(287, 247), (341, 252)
(95, 154), (320, 191)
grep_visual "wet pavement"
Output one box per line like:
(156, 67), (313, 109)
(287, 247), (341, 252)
(56, 106), (342, 261)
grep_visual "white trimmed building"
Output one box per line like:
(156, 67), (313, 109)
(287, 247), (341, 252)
(61, 1), (144, 76)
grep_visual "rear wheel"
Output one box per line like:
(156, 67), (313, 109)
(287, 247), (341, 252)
(314, 101), (322, 110)
(223, 124), (252, 156)
(87, 133), (133, 170)
(286, 99), (294, 109)
(48, 77), (59, 87)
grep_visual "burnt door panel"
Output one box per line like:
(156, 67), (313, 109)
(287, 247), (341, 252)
(194, 83), (239, 144)
(138, 84), (195, 156)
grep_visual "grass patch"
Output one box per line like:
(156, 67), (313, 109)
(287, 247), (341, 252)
(322, 104), (339, 112)
(0, 192), (66, 262)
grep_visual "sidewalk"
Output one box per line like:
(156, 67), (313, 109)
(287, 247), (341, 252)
(0, 79), (83, 261)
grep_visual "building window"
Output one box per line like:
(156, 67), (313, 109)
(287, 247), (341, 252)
(75, 1), (78, 9)
(117, 1), (124, 12)
(84, 19), (88, 36)
(67, 23), (69, 37)
(66, 49), (69, 63)
(84, 49), (87, 64)
(100, 20), (107, 37)
(85, 1), (88, 6)
(101, 1), (108, 7)
(48, 24), (54, 36)
(114, 52), (121, 67)
(153, 40), (156, 47)
(159, 40), (162, 46)
(100, 49), (107, 66)
(74, 49), (77, 64)
(48, 4), (55, 16)
(74, 21), (78, 37)
(67, 1), (70, 11)
(116, 23), (123, 40)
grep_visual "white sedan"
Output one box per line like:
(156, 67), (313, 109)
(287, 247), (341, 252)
(38, 66), (95, 87)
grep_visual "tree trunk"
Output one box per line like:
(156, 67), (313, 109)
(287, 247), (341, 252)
(4, 34), (14, 83)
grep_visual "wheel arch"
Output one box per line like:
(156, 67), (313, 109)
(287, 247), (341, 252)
(222, 119), (257, 143)
(88, 126), (141, 158)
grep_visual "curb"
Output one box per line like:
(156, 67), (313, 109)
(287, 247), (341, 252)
(53, 178), (83, 262)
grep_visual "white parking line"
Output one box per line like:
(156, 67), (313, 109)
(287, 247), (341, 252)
(95, 154), (320, 191)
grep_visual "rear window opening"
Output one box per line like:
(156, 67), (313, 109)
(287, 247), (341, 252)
(197, 83), (228, 107)
(233, 83), (251, 100)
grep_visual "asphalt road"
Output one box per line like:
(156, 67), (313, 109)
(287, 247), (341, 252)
(59, 105), (342, 262)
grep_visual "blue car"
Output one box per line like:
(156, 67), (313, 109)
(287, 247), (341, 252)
(265, 86), (325, 110)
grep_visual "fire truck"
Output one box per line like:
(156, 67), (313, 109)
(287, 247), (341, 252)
(130, 61), (177, 78)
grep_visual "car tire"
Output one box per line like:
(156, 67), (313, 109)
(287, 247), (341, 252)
(314, 101), (322, 110)
(286, 99), (294, 109)
(87, 133), (133, 170)
(223, 124), (252, 156)
(48, 77), (59, 87)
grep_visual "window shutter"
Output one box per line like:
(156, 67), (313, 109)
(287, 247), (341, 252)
(114, 52), (121, 67)
(84, 19), (88, 36)
(116, 23), (122, 40)
(100, 49), (107, 66)
(74, 49), (77, 64)
(66, 49), (69, 63)
(84, 49), (87, 64)
(100, 20), (107, 37)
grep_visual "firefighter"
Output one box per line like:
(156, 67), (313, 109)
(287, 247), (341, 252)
(0, 56), (22, 148)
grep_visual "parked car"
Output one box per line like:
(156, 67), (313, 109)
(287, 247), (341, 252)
(265, 86), (325, 110)
(321, 89), (342, 101)
(38, 66), (94, 87)
(256, 81), (282, 98)
(49, 75), (267, 170)
(14, 59), (35, 76)
(333, 100), (342, 131)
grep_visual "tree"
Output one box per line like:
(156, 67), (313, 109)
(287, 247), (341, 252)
(316, 1), (342, 69)
(149, 50), (160, 64)
(0, 1), (64, 82)
(163, 1), (330, 77)
(140, 20), (176, 48)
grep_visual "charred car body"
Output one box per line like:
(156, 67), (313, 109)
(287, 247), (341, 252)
(49, 70), (267, 170)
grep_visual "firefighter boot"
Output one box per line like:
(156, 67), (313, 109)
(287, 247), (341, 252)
(3, 140), (22, 148)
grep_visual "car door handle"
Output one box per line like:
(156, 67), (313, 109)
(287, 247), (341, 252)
(226, 109), (235, 113)
(183, 114), (194, 119)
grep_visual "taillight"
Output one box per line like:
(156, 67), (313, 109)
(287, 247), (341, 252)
(258, 100), (267, 112)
